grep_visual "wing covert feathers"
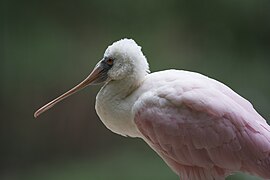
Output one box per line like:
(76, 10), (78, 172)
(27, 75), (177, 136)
(134, 86), (270, 180)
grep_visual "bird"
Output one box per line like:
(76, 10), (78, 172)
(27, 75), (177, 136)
(34, 38), (270, 180)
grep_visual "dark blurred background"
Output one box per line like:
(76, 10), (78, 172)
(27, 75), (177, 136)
(1, 0), (270, 179)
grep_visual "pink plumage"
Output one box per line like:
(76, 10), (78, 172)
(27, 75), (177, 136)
(134, 70), (270, 180)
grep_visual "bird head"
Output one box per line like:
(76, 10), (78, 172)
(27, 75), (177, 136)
(104, 38), (149, 81)
(34, 38), (149, 118)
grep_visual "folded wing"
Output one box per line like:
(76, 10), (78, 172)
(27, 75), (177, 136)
(133, 84), (270, 180)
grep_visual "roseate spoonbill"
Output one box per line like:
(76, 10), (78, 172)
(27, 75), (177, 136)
(34, 39), (270, 180)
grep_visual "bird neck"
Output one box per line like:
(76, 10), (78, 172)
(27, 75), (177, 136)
(95, 74), (146, 137)
(105, 74), (145, 99)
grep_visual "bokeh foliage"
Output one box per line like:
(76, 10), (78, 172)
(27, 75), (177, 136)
(1, 0), (270, 179)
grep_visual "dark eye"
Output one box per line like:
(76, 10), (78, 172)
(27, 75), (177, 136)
(106, 58), (114, 66)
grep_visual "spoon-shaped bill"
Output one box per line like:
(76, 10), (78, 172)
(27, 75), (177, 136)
(34, 63), (108, 118)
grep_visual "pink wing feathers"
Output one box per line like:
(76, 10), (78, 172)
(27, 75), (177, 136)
(133, 82), (270, 180)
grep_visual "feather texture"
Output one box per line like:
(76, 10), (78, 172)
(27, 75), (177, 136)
(133, 70), (270, 180)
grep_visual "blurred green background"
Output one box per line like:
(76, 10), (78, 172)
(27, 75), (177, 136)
(2, 0), (270, 179)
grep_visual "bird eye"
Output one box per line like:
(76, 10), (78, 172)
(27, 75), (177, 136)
(106, 58), (114, 66)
